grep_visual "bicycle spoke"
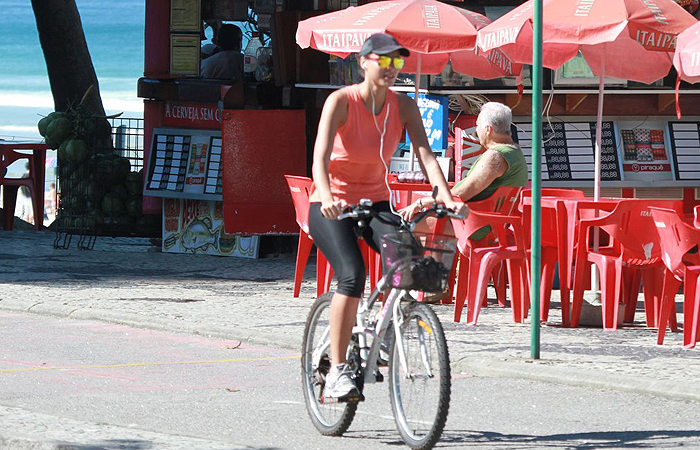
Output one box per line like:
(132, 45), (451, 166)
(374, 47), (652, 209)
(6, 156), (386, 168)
(301, 294), (358, 436)
(389, 302), (450, 450)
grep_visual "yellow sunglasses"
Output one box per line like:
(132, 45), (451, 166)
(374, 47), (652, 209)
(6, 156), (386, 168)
(366, 55), (405, 70)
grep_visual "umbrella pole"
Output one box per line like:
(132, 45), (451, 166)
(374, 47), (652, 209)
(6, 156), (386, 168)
(594, 60), (605, 203)
(530, 0), (543, 360)
(409, 54), (422, 174)
(590, 55), (606, 296)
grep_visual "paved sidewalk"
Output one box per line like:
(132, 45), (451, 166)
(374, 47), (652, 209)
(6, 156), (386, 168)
(1, 229), (699, 408)
(0, 405), (254, 450)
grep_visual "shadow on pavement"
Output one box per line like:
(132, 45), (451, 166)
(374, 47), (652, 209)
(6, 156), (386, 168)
(437, 429), (700, 448)
(340, 428), (700, 449)
(59, 439), (282, 450)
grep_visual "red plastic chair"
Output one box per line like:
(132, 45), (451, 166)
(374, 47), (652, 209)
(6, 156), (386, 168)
(423, 186), (521, 307)
(570, 199), (683, 330)
(519, 188), (586, 325)
(284, 175), (380, 298)
(650, 207), (700, 347)
(449, 186), (528, 325)
(1, 142), (46, 231)
(284, 175), (328, 297)
(695, 205), (700, 229)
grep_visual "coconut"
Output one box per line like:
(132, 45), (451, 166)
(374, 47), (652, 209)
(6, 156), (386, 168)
(46, 111), (65, 122)
(66, 139), (87, 164)
(95, 159), (117, 186)
(38, 116), (51, 137)
(110, 184), (128, 200)
(114, 157), (131, 180)
(46, 117), (72, 145)
(102, 194), (124, 216)
(44, 134), (60, 150)
(87, 181), (105, 202)
(57, 140), (69, 162)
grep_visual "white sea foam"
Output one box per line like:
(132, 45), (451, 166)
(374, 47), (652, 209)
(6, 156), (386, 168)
(0, 90), (143, 113)
(0, 125), (39, 133)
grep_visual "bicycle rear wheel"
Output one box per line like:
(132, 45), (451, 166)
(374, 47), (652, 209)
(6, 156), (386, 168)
(301, 293), (358, 436)
(389, 302), (450, 450)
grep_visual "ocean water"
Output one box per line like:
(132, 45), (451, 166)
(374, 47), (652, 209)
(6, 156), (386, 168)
(0, 0), (145, 140)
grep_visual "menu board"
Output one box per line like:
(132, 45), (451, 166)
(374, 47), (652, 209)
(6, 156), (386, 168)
(668, 122), (700, 180)
(170, 0), (200, 32)
(512, 120), (622, 181)
(170, 34), (200, 76)
(144, 128), (223, 200)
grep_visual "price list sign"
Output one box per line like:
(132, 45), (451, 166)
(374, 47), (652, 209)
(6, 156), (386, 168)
(668, 122), (700, 180)
(144, 128), (223, 200)
(513, 121), (621, 181)
(204, 137), (223, 195)
(148, 134), (190, 191)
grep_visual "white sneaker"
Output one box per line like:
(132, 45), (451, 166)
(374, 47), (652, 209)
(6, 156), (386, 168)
(325, 364), (363, 401)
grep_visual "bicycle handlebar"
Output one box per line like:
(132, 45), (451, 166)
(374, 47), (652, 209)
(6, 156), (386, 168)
(337, 198), (466, 230)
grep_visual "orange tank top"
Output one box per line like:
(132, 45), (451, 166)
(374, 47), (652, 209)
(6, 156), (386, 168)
(311, 84), (403, 205)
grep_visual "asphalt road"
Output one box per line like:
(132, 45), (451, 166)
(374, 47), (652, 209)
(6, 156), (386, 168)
(2, 311), (700, 450)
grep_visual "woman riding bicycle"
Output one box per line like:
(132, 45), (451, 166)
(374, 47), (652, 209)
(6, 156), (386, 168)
(308, 33), (466, 401)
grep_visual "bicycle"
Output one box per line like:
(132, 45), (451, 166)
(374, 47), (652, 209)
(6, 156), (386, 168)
(301, 197), (463, 450)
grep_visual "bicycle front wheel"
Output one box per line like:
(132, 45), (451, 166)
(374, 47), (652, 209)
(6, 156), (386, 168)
(389, 302), (450, 450)
(301, 293), (357, 436)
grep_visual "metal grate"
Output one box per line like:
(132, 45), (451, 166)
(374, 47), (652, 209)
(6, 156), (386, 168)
(54, 116), (157, 250)
(634, 187), (684, 200)
(113, 117), (144, 173)
(579, 187), (623, 198)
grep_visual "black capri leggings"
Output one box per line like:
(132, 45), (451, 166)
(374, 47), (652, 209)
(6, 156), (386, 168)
(308, 201), (400, 298)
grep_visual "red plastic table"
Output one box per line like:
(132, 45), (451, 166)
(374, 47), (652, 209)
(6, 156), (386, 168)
(521, 196), (622, 326)
(389, 181), (455, 208)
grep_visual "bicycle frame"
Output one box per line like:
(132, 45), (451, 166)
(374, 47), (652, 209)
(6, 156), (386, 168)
(354, 281), (410, 385)
(310, 260), (423, 388)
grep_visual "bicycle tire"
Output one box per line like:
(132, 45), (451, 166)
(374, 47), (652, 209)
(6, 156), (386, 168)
(301, 293), (358, 436)
(389, 302), (450, 450)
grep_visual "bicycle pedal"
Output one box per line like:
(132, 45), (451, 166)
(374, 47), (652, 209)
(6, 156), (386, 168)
(341, 392), (365, 403)
(375, 370), (384, 382)
(321, 391), (365, 404)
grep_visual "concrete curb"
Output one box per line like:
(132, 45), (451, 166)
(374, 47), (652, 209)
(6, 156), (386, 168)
(4, 299), (700, 403)
(0, 300), (302, 352)
(453, 356), (700, 402)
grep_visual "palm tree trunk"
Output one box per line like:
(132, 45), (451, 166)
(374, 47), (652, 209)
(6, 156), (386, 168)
(31, 0), (106, 116)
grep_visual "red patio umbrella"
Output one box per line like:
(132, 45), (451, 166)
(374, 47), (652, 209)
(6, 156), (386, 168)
(477, 0), (696, 84)
(296, 0), (521, 79)
(673, 20), (700, 117)
(477, 0), (697, 200)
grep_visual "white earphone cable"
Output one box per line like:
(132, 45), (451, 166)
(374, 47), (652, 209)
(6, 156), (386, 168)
(369, 87), (400, 217)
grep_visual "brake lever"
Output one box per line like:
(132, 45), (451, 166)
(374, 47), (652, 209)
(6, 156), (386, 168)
(336, 211), (356, 221)
(434, 204), (467, 221)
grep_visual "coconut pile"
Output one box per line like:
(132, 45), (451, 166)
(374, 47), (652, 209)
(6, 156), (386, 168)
(38, 110), (149, 231)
